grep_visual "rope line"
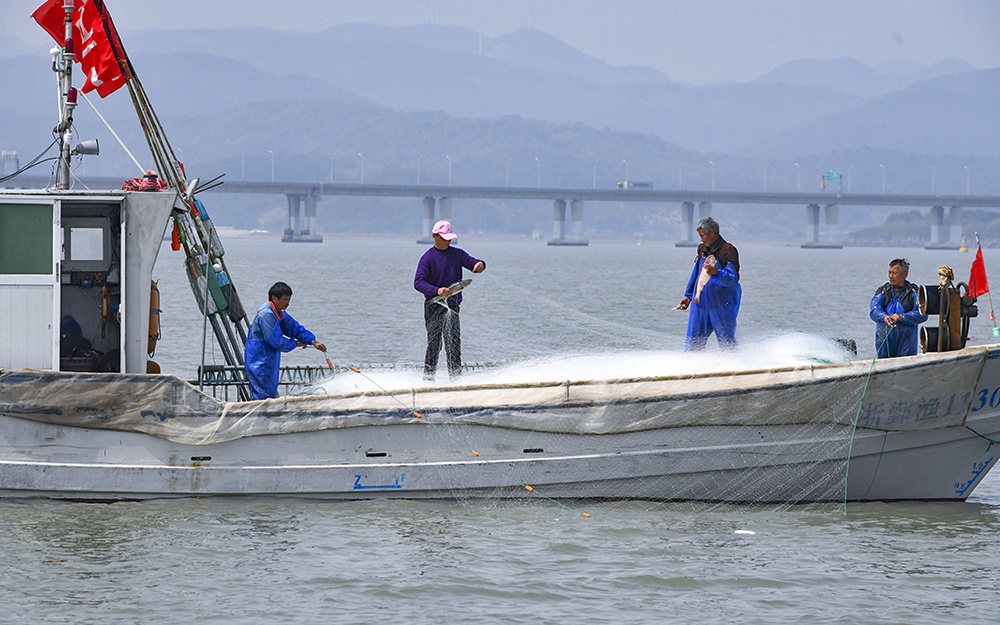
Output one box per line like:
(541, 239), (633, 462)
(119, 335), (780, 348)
(843, 325), (894, 516)
(964, 425), (1000, 455)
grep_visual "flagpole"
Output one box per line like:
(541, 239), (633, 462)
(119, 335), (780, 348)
(55, 0), (76, 190)
(975, 232), (997, 329)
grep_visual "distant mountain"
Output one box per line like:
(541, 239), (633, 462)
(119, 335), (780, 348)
(318, 24), (671, 85)
(871, 59), (927, 76)
(872, 57), (978, 78)
(485, 28), (671, 85)
(112, 24), (995, 159)
(117, 25), (864, 154)
(750, 69), (1000, 160)
(0, 35), (33, 59)
(3, 23), (999, 238)
(139, 52), (373, 116)
(755, 57), (978, 97)
(0, 51), (375, 176)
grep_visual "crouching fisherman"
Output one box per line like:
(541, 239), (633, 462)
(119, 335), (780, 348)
(870, 258), (927, 358)
(244, 281), (327, 400)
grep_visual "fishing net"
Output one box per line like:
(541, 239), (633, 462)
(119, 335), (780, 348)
(295, 293), (871, 514)
(83, 239), (992, 516)
(284, 266), (983, 516)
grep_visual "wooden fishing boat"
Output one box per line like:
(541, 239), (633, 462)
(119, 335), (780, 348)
(2, 1), (999, 504)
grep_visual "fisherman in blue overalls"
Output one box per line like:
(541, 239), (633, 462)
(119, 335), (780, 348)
(244, 281), (326, 400)
(869, 258), (927, 358)
(677, 217), (742, 350)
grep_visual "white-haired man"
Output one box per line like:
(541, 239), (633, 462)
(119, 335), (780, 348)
(677, 217), (742, 350)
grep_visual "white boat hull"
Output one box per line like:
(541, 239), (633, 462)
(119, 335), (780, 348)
(3, 345), (1000, 503)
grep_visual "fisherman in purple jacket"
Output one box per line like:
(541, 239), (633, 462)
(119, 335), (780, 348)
(414, 220), (486, 380)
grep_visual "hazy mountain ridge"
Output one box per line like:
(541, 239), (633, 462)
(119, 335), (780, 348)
(4, 24), (990, 159)
(104, 24), (995, 158)
(755, 57), (977, 97)
(1, 23), (998, 239)
(0, 35), (34, 59)
(754, 69), (1000, 159)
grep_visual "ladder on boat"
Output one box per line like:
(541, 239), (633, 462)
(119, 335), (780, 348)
(195, 360), (517, 401)
(196, 364), (335, 401)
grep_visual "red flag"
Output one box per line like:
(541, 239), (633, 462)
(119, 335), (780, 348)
(969, 245), (990, 298)
(32, 0), (130, 97)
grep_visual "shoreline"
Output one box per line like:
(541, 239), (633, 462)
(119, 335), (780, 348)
(205, 228), (973, 249)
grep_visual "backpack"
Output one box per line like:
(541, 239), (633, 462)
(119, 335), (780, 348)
(879, 282), (916, 313)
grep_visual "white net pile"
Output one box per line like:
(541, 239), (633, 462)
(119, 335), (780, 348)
(296, 310), (868, 512)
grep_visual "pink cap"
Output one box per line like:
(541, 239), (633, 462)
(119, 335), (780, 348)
(432, 220), (458, 240)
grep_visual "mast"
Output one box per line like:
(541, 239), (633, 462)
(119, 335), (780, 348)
(55, 0), (75, 190)
(35, 0), (252, 397)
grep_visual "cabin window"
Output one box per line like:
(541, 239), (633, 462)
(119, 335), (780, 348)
(0, 203), (52, 274)
(68, 227), (105, 261)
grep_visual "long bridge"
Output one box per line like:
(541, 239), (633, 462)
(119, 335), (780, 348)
(7, 174), (1000, 248)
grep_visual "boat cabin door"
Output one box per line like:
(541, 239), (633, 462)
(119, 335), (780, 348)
(59, 200), (124, 372)
(0, 198), (62, 369)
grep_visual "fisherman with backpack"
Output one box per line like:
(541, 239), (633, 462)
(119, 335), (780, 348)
(677, 217), (742, 350)
(870, 258), (928, 358)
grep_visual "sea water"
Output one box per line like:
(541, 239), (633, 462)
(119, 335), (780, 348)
(3, 237), (999, 624)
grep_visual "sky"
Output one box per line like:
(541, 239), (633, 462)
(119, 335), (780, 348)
(3, 0), (1000, 84)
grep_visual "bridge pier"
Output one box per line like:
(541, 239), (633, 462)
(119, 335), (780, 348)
(417, 196), (454, 244)
(926, 205), (962, 249)
(419, 196), (436, 244)
(700, 201), (712, 221)
(801, 203), (842, 249)
(550, 199), (565, 241)
(677, 201), (696, 247)
(951, 206), (964, 247)
(676, 201), (712, 247)
(282, 192), (323, 242)
(304, 194), (317, 235)
(548, 199), (588, 246)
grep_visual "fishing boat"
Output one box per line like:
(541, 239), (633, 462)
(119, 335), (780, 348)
(2, 1), (1000, 504)
(2, 175), (999, 503)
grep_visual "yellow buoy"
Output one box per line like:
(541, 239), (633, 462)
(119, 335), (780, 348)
(959, 236), (968, 253)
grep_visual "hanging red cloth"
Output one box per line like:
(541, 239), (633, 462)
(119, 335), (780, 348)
(969, 245), (990, 298)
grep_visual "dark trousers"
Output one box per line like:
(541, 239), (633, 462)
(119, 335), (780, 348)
(424, 301), (461, 378)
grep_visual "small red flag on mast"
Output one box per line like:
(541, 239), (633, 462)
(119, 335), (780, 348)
(969, 243), (990, 299)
